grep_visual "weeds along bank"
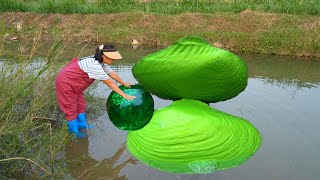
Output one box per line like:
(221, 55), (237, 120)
(1, 10), (319, 58)
(0, 38), (105, 178)
(0, 57), (67, 177)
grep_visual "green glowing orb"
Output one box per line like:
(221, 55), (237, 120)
(106, 84), (154, 131)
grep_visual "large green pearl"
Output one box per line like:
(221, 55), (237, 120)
(106, 84), (154, 131)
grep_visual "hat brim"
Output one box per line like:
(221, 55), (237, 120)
(103, 51), (122, 60)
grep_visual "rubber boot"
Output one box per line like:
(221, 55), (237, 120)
(77, 112), (93, 129)
(67, 119), (86, 138)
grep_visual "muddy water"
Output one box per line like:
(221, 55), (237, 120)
(65, 45), (320, 180)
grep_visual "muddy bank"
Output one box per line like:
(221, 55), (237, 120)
(1, 12), (319, 58)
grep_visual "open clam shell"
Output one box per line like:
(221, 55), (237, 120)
(132, 37), (248, 103)
(127, 99), (261, 174)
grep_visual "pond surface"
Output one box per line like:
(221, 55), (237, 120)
(65, 45), (320, 180)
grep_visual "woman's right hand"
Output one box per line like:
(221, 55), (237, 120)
(102, 79), (136, 101)
(123, 94), (136, 101)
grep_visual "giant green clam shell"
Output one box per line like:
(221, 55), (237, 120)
(127, 99), (261, 174)
(132, 37), (248, 103)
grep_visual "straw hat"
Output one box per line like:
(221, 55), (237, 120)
(99, 44), (122, 60)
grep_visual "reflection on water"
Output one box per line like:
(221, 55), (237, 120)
(243, 53), (320, 85)
(67, 138), (137, 180)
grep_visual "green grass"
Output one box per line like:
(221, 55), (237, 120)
(0, 0), (319, 15)
(0, 32), (68, 178)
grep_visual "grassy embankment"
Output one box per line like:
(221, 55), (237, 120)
(0, 0), (320, 57)
(0, 0), (320, 179)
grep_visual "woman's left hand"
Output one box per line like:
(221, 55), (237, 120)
(123, 83), (134, 88)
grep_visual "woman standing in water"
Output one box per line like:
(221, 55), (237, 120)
(56, 44), (135, 137)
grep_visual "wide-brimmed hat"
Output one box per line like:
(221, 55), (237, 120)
(99, 44), (122, 60)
